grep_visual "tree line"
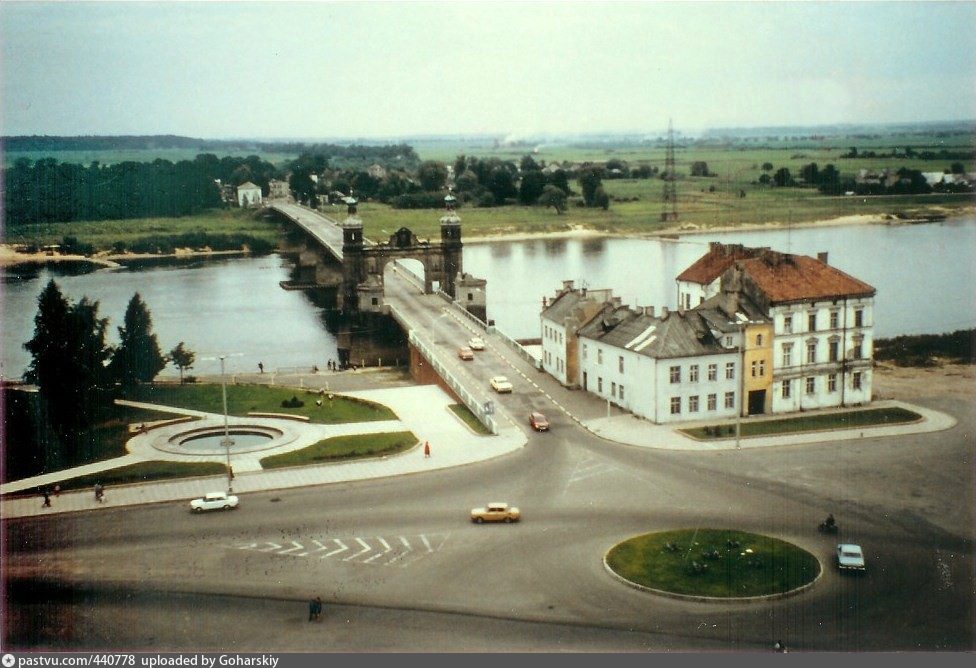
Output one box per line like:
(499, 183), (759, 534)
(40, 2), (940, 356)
(12, 281), (195, 476)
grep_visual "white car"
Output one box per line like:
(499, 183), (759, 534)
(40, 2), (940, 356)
(468, 337), (486, 351)
(190, 491), (239, 513)
(490, 376), (513, 393)
(836, 543), (866, 572)
(471, 502), (521, 524)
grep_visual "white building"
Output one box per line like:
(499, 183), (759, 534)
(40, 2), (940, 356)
(577, 304), (739, 424)
(236, 181), (263, 207)
(720, 249), (876, 411)
(540, 281), (614, 387)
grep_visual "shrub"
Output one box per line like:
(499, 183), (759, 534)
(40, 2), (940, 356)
(281, 396), (305, 408)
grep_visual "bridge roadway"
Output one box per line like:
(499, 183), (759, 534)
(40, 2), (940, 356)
(270, 202), (356, 260)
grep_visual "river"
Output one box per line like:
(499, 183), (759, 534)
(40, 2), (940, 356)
(3, 216), (974, 379)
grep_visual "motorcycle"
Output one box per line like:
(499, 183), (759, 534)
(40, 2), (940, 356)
(818, 519), (838, 534)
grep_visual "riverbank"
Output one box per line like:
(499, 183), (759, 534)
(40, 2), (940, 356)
(0, 245), (251, 269)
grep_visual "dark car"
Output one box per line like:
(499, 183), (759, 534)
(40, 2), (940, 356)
(529, 412), (550, 431)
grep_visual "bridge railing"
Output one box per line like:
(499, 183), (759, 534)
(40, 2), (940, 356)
(388, 303), (498, 435)
(439, 297), (542, 371)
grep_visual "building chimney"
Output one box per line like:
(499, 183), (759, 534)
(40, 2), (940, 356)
(661, 306), (669, 319)
(645, 305), (655, 317)
(612, 296), (622, 307)
(817, 251), (829, 264)
(542, 296), (548, 309)
(562, 279), (575, 291)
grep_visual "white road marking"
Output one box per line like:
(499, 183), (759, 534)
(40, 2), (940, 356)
(344, 537), (372, 561)
(322, 539), (348, 558)
(421, 534), (433, 553)
(237, 543), (259, 550)
(385, 536), (413, 565)
(278, 540), (305, 555)
(299, 539), (331, 557)
(256, 542), (282, 552)
(363, 537), (392, 564)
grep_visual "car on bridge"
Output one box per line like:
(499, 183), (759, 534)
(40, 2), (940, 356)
(471, 502), (521, 524)
(468, 337), (486, 351)
(490, 376), (513, 393)
(457, 346), (474, 361)
(836, 543), (866, 572)
(190, 491), (239, 513)
(529, 412), (550, 431)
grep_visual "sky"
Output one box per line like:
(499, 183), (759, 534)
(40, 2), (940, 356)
(1, 0), (975, 139)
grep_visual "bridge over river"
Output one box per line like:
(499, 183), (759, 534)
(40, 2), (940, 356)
(269, 201), (519, 433)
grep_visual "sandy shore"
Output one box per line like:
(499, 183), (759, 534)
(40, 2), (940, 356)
(2, 208), (972, 264)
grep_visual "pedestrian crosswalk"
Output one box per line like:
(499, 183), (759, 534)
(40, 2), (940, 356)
(234, 532), (450, 567)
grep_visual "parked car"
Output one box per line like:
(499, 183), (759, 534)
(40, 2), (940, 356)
(190, 491), (239, 513)
(529, 412), (550, 431)
(468, 337), (486, 351)
(490, 376), (513, 393)
(836, 543), (866, 572)
(457, 346), (474, 360)
(471, 502), (521, 524)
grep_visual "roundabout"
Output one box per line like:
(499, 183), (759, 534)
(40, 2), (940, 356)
(604, 528), (822, 601)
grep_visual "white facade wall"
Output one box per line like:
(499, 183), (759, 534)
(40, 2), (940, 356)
(237, 186), (263, 207)
(540, 317), (570, 386)
(676, 278), (720, 311)
(770, 297), (874, 413)
(579, 337), (739, 424)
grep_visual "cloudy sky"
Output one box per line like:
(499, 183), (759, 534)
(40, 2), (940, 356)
(2, 1), (974, 139)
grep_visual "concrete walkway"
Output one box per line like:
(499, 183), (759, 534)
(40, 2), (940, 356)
(0, 384), (525, 519)
(1, 365), (957, 520)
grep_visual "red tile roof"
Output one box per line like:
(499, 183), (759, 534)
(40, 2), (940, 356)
(677, 243), (766, 284)
(738, 252), (875, 303)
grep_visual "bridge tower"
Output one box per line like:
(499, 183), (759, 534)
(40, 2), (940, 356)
(340, 197), (365, 313)
(439, 194), (462, 298)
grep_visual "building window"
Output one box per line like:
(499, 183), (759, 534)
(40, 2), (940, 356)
(670, 397), (681, 415)
(708, 364), (717, 381)
(582, 344), (587, 361)
(808, 312), (817, 332)
(853, 372), (862, 390)
(725, 335), (734, 347)
(724, 392), (735, 409)
(782, 343), (793, 367)
(806, 376), (815, 395)
(854, 309), (864, 327)
(689, 365), (699, 382)
(468, 292), (474, 301)
(756, 333), (764, 346)
(371, 297), (379, 306)
(783, 315), (793, 334)
(725, 362), (735, 380)
(597, 349), (603, 364)
(751, 360), (758, 378)
(611, 382), (617, 397)
(619, 385), (625, 401)
(806, 340), (817, 364)
(689, 395), (699, 412)
(618, 356), (624, 373)
(707, 394), (717, 411)
(830, 310), (839, 329)
(670, 366), (681, 383)
(828, 373), (837, 392)
(853, 337), (863, 359)
(759, 360), (766, 377)
(781, 379), (791, 398)
(598, 377), (603, 393)
(828, 339), (839, 362)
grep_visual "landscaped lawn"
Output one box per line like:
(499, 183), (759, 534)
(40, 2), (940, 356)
(448, 404), (492, 435)
(260, 431), (417, 469)
(680, 406), (921, 440)
(606, 528), (820, 598)
(9, 461), (228, 496)
(128, 383), (397, 424)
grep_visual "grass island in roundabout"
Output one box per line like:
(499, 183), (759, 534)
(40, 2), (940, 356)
(605, 529), (821, 600)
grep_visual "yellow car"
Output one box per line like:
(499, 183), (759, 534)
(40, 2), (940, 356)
(458, 346), (474, 360)
(471, 502), (521, 524)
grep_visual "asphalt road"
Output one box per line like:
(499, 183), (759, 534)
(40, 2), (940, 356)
(3, 273), (974, 652)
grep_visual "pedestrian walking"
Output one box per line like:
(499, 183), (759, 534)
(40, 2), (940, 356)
(314, 596), (323, 621)
(94, 483), (104, 503)
(424, 441), (430, 458)
(258, 362), (264, 374)
(41, 489), (51, 508)
(53, 484), (61, 497)
(308, 598), (316, 622)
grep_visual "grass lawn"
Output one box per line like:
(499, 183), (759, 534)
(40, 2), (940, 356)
(128, 383), (397, 424)
(606, 528), (820, 598)
(260, 431), (417, 469)
(44, 461), (228, 493)
(448, 404), (492, 435)
(680, 406), (921, 440)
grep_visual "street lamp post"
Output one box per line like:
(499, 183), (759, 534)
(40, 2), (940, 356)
(735, 321), (744, 450)
(220, 355), (234, 492)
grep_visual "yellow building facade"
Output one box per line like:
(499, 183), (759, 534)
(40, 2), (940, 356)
(742, 322), (773, 415)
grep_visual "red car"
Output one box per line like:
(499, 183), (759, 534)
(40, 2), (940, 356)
(529, 412), (550, 431)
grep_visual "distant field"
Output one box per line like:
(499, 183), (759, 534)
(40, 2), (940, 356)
(3, 148), (299, 168)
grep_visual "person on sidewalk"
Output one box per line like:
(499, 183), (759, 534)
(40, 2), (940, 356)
(94, 483), (104, 503)
(41, 489), (51, 508)
(424, 441), (431, 458)
(258, 362), (264, 374)
(308, 596), (322, 622)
